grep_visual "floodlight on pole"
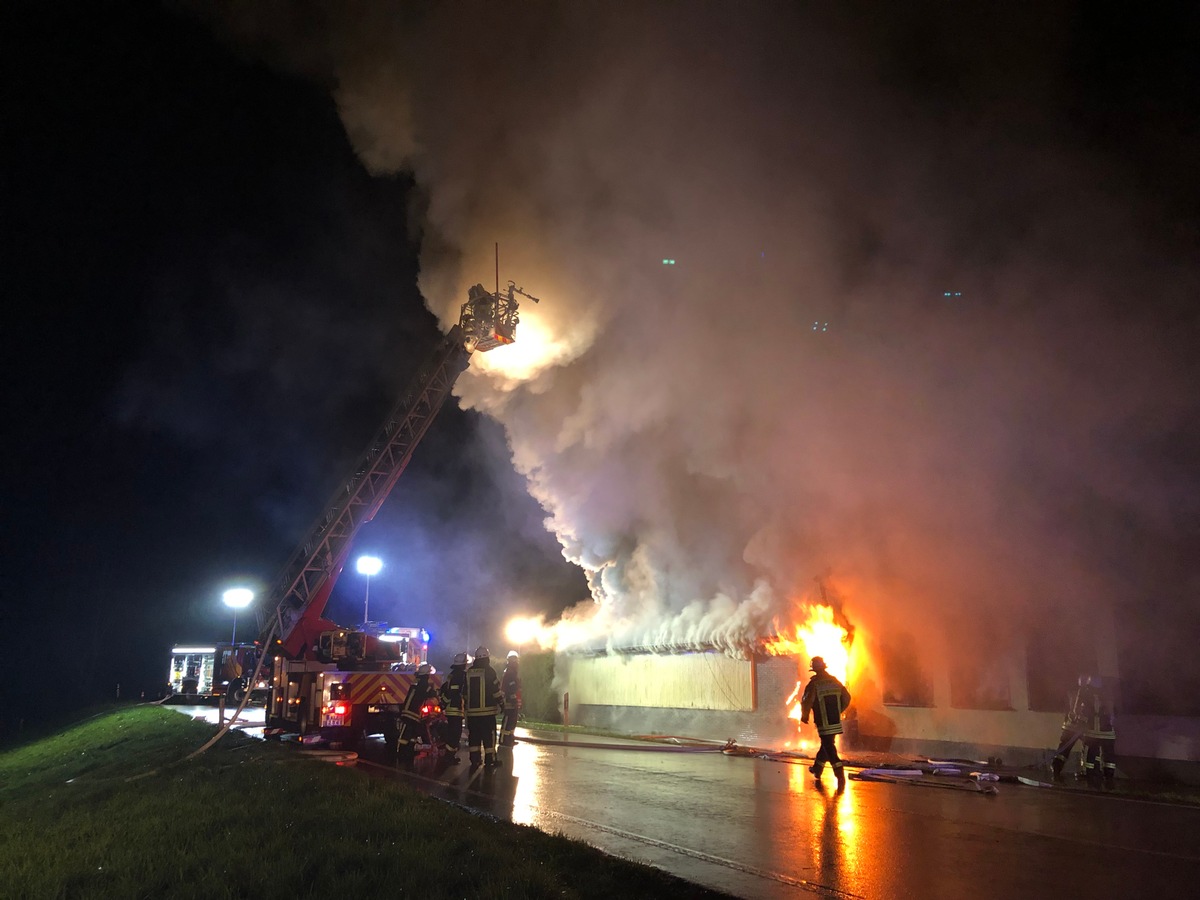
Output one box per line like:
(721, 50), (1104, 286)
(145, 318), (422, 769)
(356, 556), (383, 625)
(222, 587), (254, 644)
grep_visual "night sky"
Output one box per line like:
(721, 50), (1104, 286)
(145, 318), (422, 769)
(3, 2), (586, 726)
(4, 2), (1199, 729)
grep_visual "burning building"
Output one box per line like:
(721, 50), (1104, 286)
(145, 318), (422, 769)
(551, 594), (1126, 769)
(539, 572), (1199, 782)
(203, 3), (1200, 780)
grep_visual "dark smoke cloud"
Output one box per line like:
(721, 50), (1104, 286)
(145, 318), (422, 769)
(194, 3), (1200, 696)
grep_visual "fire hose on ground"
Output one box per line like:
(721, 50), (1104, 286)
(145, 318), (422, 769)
(515, 734), (1030, 795)
(373, 731), (1049, 793)
(515, 734), (730, 753)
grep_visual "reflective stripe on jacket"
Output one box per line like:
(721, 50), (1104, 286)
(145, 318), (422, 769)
(465, 663), (503, 716)
(439, 667), (466, 718)
(1062, 686), (1087, 728)
(400, 679), (432, 724)
(1082, 687), (1116, 739)
(501, 664), (522, 709)
(801, 671), (852, 736)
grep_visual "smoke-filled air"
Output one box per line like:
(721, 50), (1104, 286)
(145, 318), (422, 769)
(201, 2), (1199, 695)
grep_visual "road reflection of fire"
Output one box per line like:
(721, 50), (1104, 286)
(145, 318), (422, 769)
(786, 753), (861, 888)
(509, 743), (540, 826)
(809, 774), (860, 884)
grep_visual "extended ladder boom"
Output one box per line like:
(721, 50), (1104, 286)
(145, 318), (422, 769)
(261, 326), (470, 658)
(255, 278), (539, 660)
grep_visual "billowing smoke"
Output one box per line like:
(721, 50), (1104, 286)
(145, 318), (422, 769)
(197, 3), (1199, 694)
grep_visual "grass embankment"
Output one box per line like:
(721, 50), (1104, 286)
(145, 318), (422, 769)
(1, 706), (730, 899)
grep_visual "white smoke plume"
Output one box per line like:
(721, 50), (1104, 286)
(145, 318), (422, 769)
(196, 3), (1199, 682)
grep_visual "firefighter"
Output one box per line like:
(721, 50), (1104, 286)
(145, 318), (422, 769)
(438, 652), (469, 762)
(465, 646), (505, 770)
(1082, 675), (1117, 786)
(800, 656), (852, 789)
(499, 650), (522, 748)
(1051, 675), (1092, 781)
(396, 663), (435, 765)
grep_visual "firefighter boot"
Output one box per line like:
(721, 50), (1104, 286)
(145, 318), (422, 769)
(834, 764), (846, 790)
(809, 764), (823, 781)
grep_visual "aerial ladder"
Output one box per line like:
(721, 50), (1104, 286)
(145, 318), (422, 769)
(248, 278), (540, 745)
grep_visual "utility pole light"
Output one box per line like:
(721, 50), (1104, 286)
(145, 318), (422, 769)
(222, 588), (254, 644)
(356, 555), (383, 625)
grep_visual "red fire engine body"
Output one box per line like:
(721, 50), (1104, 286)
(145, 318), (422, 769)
(269, 626), (436, 748)
(256, 280), (537, 748)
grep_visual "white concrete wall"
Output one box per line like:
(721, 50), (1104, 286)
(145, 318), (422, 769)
(855, 642), (1062, 751)
(562, 652), (755, 711)
(867, 706), (1063, 751)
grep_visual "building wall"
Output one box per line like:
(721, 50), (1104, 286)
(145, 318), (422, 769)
(1115, 715), (1200, 782)
(856, 646), (1063, 753)
(558, 646), (1200, 782)
(860, 708), (1062, 758)
(561, 651), (755, 711)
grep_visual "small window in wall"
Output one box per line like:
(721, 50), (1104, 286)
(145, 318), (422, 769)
(879, 632), (935, 707)
(950, 656), (1012, 710)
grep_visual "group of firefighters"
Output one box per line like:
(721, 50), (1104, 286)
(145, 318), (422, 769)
(394, 646), (522, 770)
(388, 651), (860, 784)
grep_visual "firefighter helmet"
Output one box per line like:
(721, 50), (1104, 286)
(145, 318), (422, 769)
(475, 646), (490, 660)
(1078, 674), (1090, 687)
(453, 652), (468, 666)
(417, 663), (433, 676)
(809, 656), (827, 672)
(507, 650), (520, 660)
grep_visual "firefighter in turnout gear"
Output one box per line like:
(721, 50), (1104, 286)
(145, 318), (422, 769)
(1051, 675), (1092, 781)
(396, 663), (435, 764)
(1082, 676), (1117, 786)
(499, 650), (522, 748)
(465, 647), (505, 770)
(800, 656), (852, 789)
(438, 652), (468, 763)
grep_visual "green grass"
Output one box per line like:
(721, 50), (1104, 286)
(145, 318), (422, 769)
(1, 706), (732, 899)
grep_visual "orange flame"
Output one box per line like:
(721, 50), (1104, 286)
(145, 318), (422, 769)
(764, 605), (851, 682)
(764, 605), (855, 740)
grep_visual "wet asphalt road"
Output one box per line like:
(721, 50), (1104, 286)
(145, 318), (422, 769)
(364, 730), (1200, 899)
(174, 706), (1200, 898)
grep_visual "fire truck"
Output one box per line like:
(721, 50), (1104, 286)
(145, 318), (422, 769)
(252, 277), (539, 749)
(168, 643), (269, 702)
